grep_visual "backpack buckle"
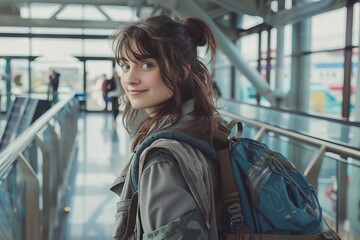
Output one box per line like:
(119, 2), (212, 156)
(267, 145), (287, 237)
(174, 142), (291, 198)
(223, 192), (243, 227)
(228, 202), (243, 227)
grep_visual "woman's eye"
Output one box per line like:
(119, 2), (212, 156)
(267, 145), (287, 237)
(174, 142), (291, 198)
(120, 64), (130, 71)
(141, 63), (153, 69)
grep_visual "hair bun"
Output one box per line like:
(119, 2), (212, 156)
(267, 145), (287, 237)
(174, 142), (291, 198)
(181, 18), (207, 47)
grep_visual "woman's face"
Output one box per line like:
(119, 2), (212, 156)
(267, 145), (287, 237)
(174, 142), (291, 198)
(119, 44), (173, 117)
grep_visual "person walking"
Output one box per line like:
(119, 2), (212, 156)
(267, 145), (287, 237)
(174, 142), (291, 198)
(48, 70), (60, 103)
(108, 71), (122, 126)
(101, 74), (110, 111)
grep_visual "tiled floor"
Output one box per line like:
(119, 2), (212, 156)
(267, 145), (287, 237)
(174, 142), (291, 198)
(64, 112), (131, 240)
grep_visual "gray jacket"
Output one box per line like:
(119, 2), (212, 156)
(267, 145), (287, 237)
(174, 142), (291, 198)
(111, 100), (220, 239)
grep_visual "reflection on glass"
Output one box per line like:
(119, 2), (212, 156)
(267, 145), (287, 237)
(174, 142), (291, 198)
(10, 60), (29, 95)
(319, 154), (360, 239)
(0, 163), (25, 240)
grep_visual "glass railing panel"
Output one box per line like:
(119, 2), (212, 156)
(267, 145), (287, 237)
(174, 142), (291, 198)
(240, 123), (260, 139)
(346, 157), (360, 239)
(0, 163), (25, 240)
(318, 153), (338, 220)
(318, 154), (360, 239)
(220, 99), (360, 149)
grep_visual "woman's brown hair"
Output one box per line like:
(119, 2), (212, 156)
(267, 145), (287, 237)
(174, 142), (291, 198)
(110, 15), (221, 151)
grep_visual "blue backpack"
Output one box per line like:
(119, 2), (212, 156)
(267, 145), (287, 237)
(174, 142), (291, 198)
(130, 121), (341, 240)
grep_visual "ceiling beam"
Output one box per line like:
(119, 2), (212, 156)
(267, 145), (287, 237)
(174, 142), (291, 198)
(271, 0), (345, 27)
(0, 15), (132, 29)
(0, 0), (129, 6)
(50, 4), (65, 19)
(207, 0), (260, 16)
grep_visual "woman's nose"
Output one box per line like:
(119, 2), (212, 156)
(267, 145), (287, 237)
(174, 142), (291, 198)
(123, 68), (140, 85)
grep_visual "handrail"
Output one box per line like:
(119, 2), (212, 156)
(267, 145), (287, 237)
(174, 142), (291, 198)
(219, 99), (360, 149)
(219, 110), (360, 160)
(0, 94), (74, 177)
(220, 98), (360, 126)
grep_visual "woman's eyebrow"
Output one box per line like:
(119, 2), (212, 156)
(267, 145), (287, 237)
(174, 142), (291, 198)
(141, 58), (155, 62)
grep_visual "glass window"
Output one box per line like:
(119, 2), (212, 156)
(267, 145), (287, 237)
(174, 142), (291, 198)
(32, 57), (83, 100)
(84, 39), (112, 57)
(311, 8), (346, 51)
(11, 59), (29, 94)
(31, 27), (83, 35)
(0, 38), (30, 56)
(20, 3), (60, 18)
(235, 67), (255, 102)
(56, 4), (83, 20)
(284, 25), (293, 56)
(32, 38), (82, 56)
(101, 6), (138, 22)
(285, 0), (292, 9)
(83, 28), (114, 35)
(214, 50), (231, 99)
(270, 28), (277, 59)
(0, 59), (6, 113)
(260, 30), (267, 60)
(282, 57), (292, 93)
(260, 30), (276, 59)
(242, 15), (263, 29)
(240, 34), (258, 62)
(350, 47), (358, 121)
(0, 27), (30, 33)
(215, 67), (231, 99)
(269, 59), (276, 88)
(29, 3), (62, 19)
(215, 49), (231, 67)
(84, 5), (107, 21)
(354, 3), (359, 46)
(309, 52), (344, 116)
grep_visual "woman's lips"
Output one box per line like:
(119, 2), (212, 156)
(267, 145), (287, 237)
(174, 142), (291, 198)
(128, 89), (147, 96)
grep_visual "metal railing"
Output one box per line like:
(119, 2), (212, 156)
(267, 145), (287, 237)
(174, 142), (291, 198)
(0, 94), (79, 240)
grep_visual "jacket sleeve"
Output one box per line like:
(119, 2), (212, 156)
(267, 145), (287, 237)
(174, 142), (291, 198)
(139, 151), (208, 240)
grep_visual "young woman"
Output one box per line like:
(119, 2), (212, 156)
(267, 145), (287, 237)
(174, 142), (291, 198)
(110, 15), (223, 239)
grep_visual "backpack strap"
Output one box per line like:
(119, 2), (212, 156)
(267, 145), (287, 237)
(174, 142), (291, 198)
(216, 121), (244, 227)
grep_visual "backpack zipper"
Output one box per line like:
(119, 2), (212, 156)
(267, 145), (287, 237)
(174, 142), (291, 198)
(268, 156), (313, 204)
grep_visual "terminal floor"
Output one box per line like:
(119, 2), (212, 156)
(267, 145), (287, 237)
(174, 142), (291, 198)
(64, 112), (131, 240)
